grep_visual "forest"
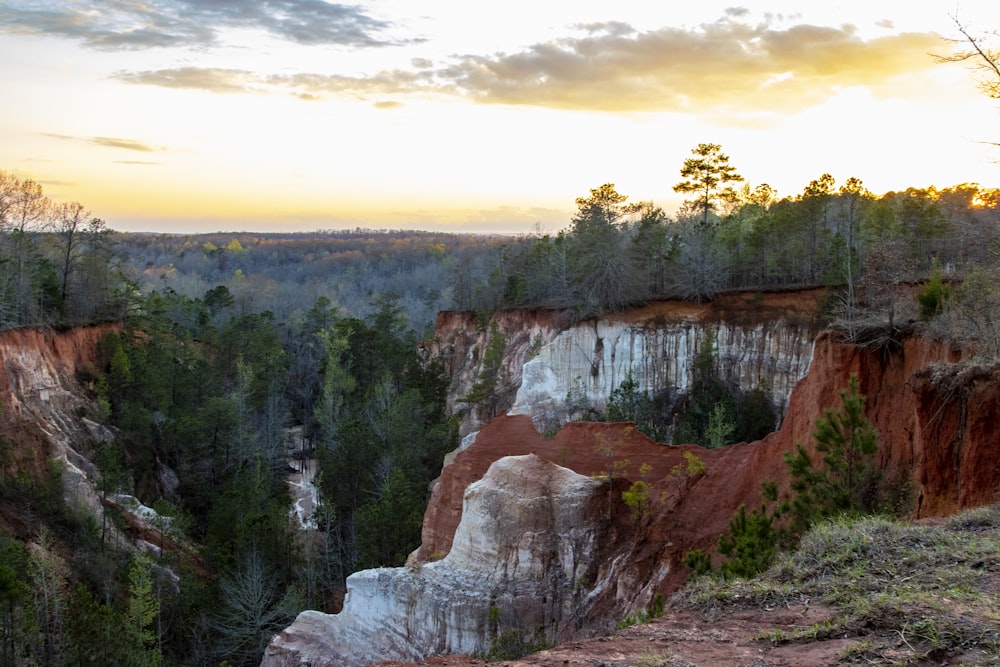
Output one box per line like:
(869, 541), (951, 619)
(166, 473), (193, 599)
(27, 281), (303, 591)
(0, 144), (999, 665)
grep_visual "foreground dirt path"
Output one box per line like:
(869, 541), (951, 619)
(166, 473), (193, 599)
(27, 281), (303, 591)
(374, 598), (998, 667)
(374, 604), (855, 667)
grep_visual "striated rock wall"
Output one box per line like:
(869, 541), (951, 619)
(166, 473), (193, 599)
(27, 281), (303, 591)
(266, 300), (1000, 667)
(419, 331), (996, 607)
(429, 290), (824, 438)
(0, 325), (119, 521)
(261, 455), (608, 667)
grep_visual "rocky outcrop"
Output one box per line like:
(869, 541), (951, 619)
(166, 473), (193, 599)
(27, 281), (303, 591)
(261, 455), (608, 667)
(268, 304), (1000, 667)
(429, 290), (823, 437)
(0, 325), (119, 522)
(419, 331), (996, 603)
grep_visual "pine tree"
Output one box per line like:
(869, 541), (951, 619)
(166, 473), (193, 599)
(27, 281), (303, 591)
(717, 503), (778, 580)
(126, 553), (162, 667)
(784, 373), (880, 534)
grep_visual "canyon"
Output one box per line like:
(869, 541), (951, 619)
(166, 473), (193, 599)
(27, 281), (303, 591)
(0, 324), (119, 536)
(1, 291), (997, 667)
(430, 290), (824, 439)
(263, 292), (1000, 667)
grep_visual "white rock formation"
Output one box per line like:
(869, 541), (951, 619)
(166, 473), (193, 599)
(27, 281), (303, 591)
(260, 454), (606, 667)
(432, 305), (817, 438)
(510, 318), (814, 434)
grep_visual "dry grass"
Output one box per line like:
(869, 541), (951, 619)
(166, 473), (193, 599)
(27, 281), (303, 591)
(675, 506), (1000, 665)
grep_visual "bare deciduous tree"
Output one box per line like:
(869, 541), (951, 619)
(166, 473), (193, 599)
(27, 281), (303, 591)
(939, 18), (1000, 101)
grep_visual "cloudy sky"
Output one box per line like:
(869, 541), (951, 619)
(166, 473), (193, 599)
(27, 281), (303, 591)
(1, 1), (998, 233)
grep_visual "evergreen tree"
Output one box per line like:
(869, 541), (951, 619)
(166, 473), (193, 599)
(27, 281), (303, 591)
(125, 553), (162, 667)
(673, 143), (744, 226)
(784, 373), (880, 533)
(717, 501), (778, 580)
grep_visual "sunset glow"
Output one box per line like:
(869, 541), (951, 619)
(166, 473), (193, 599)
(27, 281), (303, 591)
(1, 1), (998, 233)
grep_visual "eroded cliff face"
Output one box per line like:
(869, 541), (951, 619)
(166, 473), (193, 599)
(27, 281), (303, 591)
(418, 331), (994, 606)
(261, 455), (608, 667)
(0, 325), (119, 528)
(267, 302), (1000, 667)
(429, 290), (824, 438)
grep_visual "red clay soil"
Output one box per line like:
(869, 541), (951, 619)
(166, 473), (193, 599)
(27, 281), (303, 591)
(418, 331), (999, 599)
(392, 329), (1000, 667)
(0, 324), (119, 539)
(372, 602), (860, 667)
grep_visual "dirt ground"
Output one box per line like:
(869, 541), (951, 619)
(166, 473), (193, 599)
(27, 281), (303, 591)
(372, 600), (997, 667)
(374, 604), (846, 667)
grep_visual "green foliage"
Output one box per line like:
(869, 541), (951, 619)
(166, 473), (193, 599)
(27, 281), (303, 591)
(463, 322), (508, 419)
(482, 628), (550, 662)
(672, 331), (777, 447)
(704, 403), (735, 449)
(681, 507), (1000, 664)
(354, 467), (427, 569)
(673, 143), (744, 226)
(687, 374), (881, 584)
(125, 553), (162, 666)
(617, 593), (665, 629)
(683, 549), (712, 577)
(621, 479), (651, 522)
(716, 503), (780, 580)
(604, 370), (671, 441)
(784, 373), (880, 534)
(916, 260), (952, 319)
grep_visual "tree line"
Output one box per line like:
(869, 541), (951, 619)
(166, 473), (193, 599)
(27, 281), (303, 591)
(0, 170), (122, 328)
(461, 144), (1000, 322)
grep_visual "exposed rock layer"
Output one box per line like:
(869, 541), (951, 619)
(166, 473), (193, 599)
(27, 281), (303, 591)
(261, 455), (608, 667)
(419, 331), (990, 601)
(269, 305), (1000, 667)
(0, 324), (119, 526)
(429, 290), (824, 436)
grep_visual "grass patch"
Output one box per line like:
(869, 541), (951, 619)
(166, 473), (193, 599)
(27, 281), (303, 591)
(675, 506), (1000, 664)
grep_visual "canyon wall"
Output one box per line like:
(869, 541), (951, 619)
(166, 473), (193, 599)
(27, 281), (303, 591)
(0, 325), (119, 527)
(262, 455), (608, 667)
(267, 314), (1000, 667)
(429, 290), (824, 438)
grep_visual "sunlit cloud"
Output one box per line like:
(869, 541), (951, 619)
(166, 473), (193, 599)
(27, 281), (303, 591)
(438, 19), (947, 112)
(0, 0), (396, 50)
(110, 15), (949, 116)
(44, 134), (163, 153)
(91, 137), (159, 152)
(113, 67), (262, 94)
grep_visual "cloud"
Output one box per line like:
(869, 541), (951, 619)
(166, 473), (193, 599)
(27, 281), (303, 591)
(435, 18), (945, 113)
(91, 137), (159, 152)
(110, 14), (947, 115)
(44, 133), (164, 153)
(113, 66), (439, 97)
(114, 67), (261, 94)
(0, 0), (394, 50)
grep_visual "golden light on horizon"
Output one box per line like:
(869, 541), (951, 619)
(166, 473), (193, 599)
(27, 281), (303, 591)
(1, 1), (997, 233)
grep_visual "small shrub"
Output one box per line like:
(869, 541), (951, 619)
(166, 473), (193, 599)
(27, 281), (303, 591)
(683, 549), (712, 577)
(617, 609), (650, 629)
(482, 629), (549, 661)
(622, 480), (651, 521)
(916, 260), (952, 320)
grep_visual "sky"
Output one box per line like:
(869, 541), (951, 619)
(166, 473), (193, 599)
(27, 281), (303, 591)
(1, 1), (998, 234)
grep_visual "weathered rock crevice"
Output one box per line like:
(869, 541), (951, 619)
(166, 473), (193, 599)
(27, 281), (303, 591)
(261, 455), (608, 667)
(270, 299), (999, 667)
(428, 291), (824, 438)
